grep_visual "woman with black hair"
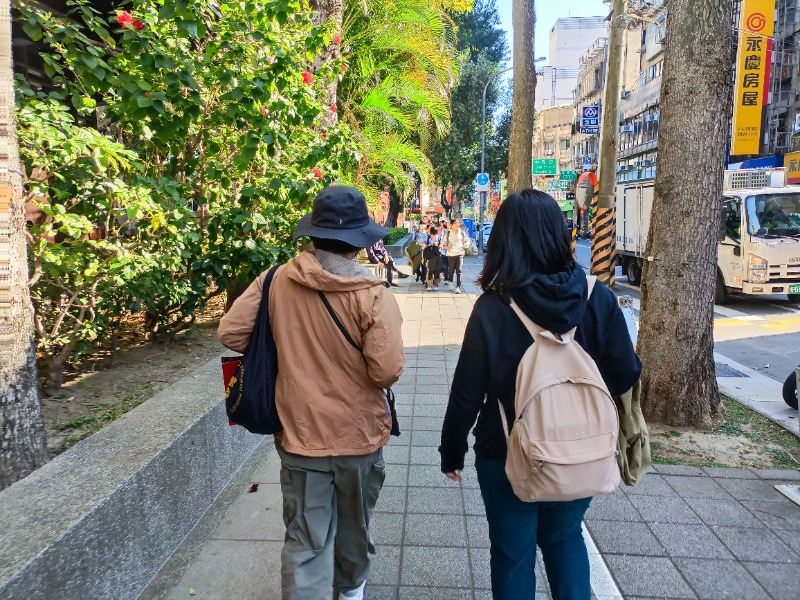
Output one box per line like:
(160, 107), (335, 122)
(439, 189), (641, 599)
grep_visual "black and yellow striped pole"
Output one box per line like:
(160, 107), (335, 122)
(578, 171), (613, 287)
(591, 191), (616, 288)
(571, 224), (577, 259)
(592, 0), (625, 289)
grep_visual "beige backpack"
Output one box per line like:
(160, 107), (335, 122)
(500, 277), (621, 502)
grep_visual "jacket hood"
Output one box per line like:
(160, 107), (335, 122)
(510, 262), (589, 334)
(286, 250), (385, 292)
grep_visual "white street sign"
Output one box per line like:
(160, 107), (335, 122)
(476, 172), (490, 192)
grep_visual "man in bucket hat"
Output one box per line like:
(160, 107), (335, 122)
(219, 186), (405, 600)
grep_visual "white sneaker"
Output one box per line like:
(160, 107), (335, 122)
(444, 281), (451, 287)
(432, 285), (439, 291)
(454, 286), (461, 294)
(339, 581), (366, 600)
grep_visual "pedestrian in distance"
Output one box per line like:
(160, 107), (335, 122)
(439, 189), (641, 599)
(219, 186), (405, 600)
(421, 225), (446, 290)
(366, 237), (409, 287)
(443, 218), (467, 294)
(404, 236), (423, 282)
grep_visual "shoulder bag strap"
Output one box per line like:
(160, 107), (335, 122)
(318, 291), (362, 352)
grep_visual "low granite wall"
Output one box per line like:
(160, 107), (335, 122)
(0, 355), (263, 600)
(386, 234), (412, 260)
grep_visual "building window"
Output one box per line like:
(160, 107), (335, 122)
(648, 60), (663, 82)
(560, 138), (570, 151)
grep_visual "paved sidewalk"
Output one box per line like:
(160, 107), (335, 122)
(145, 257), (800, 600)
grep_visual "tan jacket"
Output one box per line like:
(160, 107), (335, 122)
(218, 250), (405, 456)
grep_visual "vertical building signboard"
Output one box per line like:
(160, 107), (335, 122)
(731, 0), (775, 155)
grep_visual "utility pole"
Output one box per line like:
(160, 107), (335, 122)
(592, 0), (626, 288)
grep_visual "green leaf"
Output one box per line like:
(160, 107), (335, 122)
(178, 20), (199, 39)
(137, 95), (153, 108)
(22, 20), (42, 42)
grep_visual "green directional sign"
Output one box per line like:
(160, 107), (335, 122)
(560, 170), (578, 181)
(557, 200), (573, 212)
(532, 158), (557, 175)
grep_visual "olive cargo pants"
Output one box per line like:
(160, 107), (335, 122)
(276, 443), (385, 600)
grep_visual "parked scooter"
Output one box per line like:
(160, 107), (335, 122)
(783, 367), (799, 410)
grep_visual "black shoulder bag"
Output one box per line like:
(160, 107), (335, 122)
(318, 291), (401, 436)
(222, 265), (282, 435)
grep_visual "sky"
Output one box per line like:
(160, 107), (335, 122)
(496, 0), (609, 66)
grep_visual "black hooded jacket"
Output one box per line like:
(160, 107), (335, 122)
(439, 262), (642, 473)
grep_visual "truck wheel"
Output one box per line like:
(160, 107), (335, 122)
(789, 294), (800, 304)
(783, 372), (798, 410)
(715, 272), (728, 305)
(626, 259), (642, 286)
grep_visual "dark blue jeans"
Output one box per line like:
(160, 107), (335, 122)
(475, 454), (592, 600)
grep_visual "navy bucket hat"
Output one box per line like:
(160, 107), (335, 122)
(294, 186), (388, 249)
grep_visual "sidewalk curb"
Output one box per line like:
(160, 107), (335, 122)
(714, 351), (799, 437)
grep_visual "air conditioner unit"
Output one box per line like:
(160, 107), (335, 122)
(544, 149), (555, 156)
(620, 125), (634, 133)
(645, 113), (660, 122)
(649, 157), (657, 164)
(654, 27), (666, 44)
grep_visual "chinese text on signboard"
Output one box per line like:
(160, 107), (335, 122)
(532, 159), (557, 175)
(731, 0), (775, 155)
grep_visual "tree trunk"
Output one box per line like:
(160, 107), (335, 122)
(506, 0), (535, 194)
(637, 0), (732, 427)
(0, 2), (49, 489)
(309, 0), (343, 125)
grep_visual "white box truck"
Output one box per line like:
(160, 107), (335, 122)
(615, 168), (800, 304)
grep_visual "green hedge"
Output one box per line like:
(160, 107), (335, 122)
(384, 227), (409, 245)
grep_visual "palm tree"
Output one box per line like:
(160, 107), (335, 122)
(337, 0), (459, 203)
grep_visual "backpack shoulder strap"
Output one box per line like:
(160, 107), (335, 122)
(508, 300), (545, 338)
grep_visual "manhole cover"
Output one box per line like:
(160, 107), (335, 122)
(715, 362), (747, 378)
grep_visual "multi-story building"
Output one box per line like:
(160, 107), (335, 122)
(763, 0), (799, 155)
(534, 104), (575, 217)
(613, 0), (665, 182)
(571, 38), (608, 172)
(611, 0), (800, 175)
(534, 104), (574, 173)
(536, 16), (608, 109)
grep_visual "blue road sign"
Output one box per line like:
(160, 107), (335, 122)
(583, 156), (592, 171)
(476, 172), (490, 192)
(581, 105), (601, 136)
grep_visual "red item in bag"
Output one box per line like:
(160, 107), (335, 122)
(221, 356), (242, 426)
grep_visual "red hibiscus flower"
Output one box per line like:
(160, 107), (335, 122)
(329, 104), (337, 113)
(321, 131), (329, 139)
(261, 107), (268, 117)
(312, 168), (324, 179)
(117, 11), (134, 27)
(301, 71), (314, 85)
(333, 33), (341, 45)
(132, 20), (145, 31)
(340, 65), (347, 73)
